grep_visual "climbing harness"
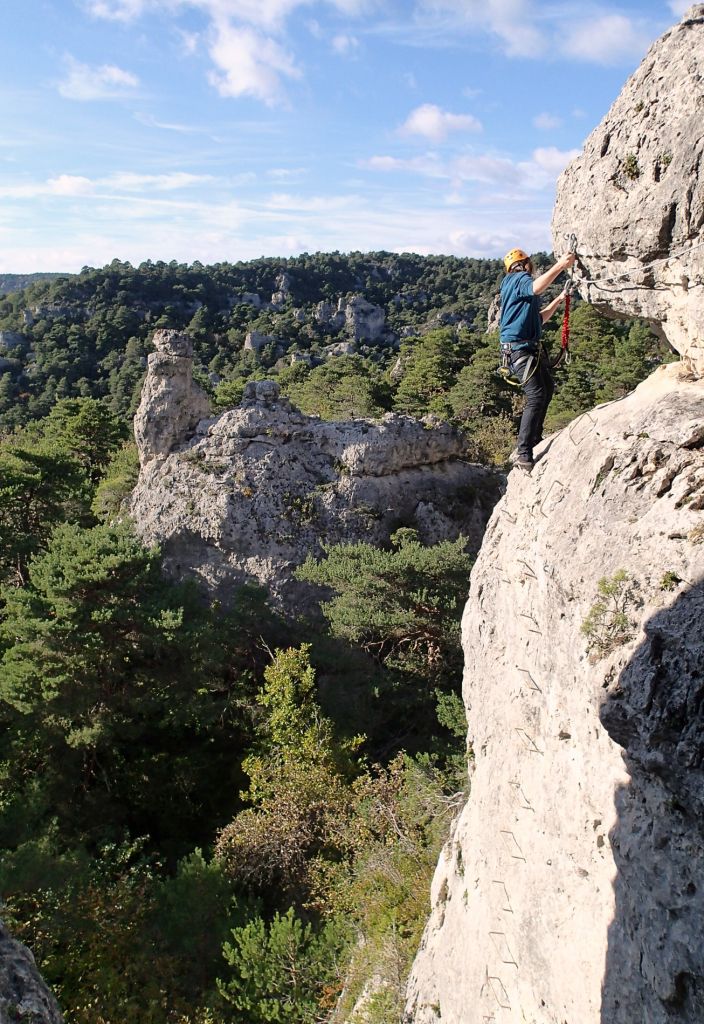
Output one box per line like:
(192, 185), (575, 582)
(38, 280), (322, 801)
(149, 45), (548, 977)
(498, 345), (539, 388)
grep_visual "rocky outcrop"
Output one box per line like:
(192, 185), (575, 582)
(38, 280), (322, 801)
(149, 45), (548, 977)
(405, 365), (704, 1023)
(343, 295), (386, 343)
(244, 330), (280, 354)
(314, 295), (389, 343)
(0, 921), (63, 1024)
(552, 5), (704, 377)
(130, 342), (503, 609)
(133, 329), (211, 463)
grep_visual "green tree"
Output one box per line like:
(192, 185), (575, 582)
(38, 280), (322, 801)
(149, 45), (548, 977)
(392, 329), (471, 418)
(21, 397), (126, 483)
(0, 522), (258, 852)
(218, 908), (347, 1024)
(0, 443), (90, 585)
(215, 647), (360, 904)
(296, 530), (472, 754)
(282, 355), (391, 419)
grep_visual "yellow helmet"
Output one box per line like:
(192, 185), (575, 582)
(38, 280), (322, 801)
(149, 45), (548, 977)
(503, 247), (530, 272)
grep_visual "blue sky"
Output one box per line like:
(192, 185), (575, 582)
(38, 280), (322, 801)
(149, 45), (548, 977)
(0, 0), (689, 271)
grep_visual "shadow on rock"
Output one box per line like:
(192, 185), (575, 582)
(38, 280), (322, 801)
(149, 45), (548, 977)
(600, 578), (704, 1023)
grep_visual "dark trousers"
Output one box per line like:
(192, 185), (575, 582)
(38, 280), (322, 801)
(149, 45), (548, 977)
(510, 349), (554, 462)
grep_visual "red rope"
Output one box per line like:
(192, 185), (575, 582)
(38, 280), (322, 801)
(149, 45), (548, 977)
(561, 293), (571, 350)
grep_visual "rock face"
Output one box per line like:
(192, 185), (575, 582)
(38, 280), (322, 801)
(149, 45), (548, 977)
(552, 6), (704, 377)
(405, 365), (704, 1023)
(130, 339), (503, 608)
(133, 329), (211, 463)
(0, 921), (63, 1024)
(314, 295), (388, 343)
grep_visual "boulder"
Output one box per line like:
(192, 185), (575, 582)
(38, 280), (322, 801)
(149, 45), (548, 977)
(0, 920), (63, 1024)
(552, 5), (704, 377)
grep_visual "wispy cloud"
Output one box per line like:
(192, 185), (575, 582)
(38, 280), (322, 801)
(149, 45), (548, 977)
(561, 14), (654, 64)
(0, 171), (213, 199)
(377, 2), (660, 67)
(135, 112), (206, 133)
(400, 103), (482, 142)
(266, 167), (308, 182)
(58, 55), (139, 100)
(83, 0), (147, 22)
(331, 33), (359, 54)
(668, 0), (691, 15)
(533, 112), (562, 131)
(363, 144), (581, 192)
(84, 0), (374, 105)
(414, 0), (545, 58)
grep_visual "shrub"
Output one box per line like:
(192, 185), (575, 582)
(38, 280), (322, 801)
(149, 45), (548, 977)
(581, 570), (637, 659)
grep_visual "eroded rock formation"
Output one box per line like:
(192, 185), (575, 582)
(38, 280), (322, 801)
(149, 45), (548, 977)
(0, 921), (63, 1024)
(130, 337), (502, 608)
(552, 5), (704, 376)
(405, 367), (704, 1023)
(133, 329), (211, 463)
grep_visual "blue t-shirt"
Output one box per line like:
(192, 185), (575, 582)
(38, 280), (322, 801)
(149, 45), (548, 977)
(499, 271), (541, 350)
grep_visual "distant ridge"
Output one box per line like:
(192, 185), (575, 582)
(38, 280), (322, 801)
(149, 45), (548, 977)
(0, 273), (70, 296)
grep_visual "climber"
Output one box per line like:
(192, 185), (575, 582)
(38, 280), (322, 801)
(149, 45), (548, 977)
(499, 247), (576, 473)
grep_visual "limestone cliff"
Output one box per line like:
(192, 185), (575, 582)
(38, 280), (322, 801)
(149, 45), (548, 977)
(552, 5), (704, 376)
(0, 921), (63, 1024)
(407, 10), (704, 1021)
(405, 366), (704, 1023)
(130, 334), (502, 608)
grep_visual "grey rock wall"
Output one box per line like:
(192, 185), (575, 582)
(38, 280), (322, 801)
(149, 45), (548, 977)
(405, 365), (704, 1023)
(130, 353), (503, 610)
(552, 5), (704, 377)
(0, 921), (63, 1024)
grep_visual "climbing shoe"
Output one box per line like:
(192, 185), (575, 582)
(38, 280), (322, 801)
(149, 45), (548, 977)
(515, 457), (534, 474)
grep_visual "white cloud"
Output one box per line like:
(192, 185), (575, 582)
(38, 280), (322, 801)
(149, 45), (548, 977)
(533, 112), (562, 131)
(561, 15), (653, 65)
(265, 192), (359, 211)
(266, 167), (308, 182)
(0, 171), (213, 200)
(517, 146), (581, 189)
(416, 0), (545, 58)
(331, 33), (359, 54)
(400, 103), (482, 142)
(363, 144), (580, 192)
(82, 0), (375, 106)
(207, 23), (301, 105)
(105, 171), (213, 190)
(58, 56), (139, 100)
(47, 175), (96, 196)
(83, 0), (147, 22)
(362, 154), (446, 176)
(668, 0), (691, 15)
